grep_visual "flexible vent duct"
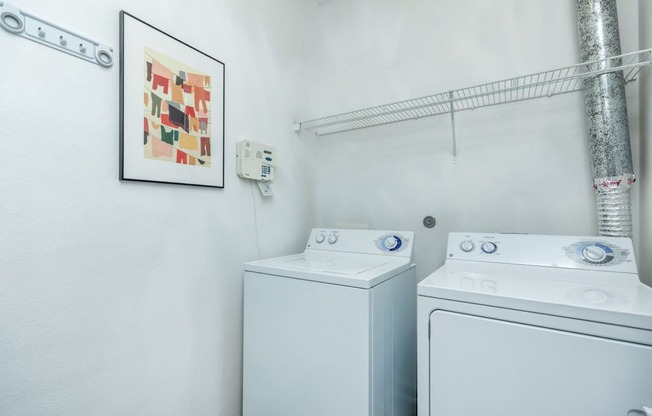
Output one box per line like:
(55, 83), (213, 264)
(576, 0), (635, 238)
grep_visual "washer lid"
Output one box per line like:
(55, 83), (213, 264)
(277, 255), (385, 275)
(418, 261), (652, 331)
(245, 252), (413, 289)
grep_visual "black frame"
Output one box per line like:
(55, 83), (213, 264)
(119, 11), (225, 188)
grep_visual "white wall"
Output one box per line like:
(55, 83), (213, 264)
(0, 0), (319, 415)
(313, 0), (644, 281)
(639, 0), (652, 285)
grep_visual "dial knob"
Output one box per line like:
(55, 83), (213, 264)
(384, 236), (399, 250)
(328, 234), (338, 244)
(315, 233), (325, 244)
(460, 240), (475, 252)
(481, 241), (498, 254)
(583, 245), (606, 262)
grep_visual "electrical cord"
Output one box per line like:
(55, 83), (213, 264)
(250, 180), (263, 260)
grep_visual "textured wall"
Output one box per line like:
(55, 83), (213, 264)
(0, 0), (320, 414)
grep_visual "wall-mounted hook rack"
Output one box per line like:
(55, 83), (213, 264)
(0, 1), (113, 67)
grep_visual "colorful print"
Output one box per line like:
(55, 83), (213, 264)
(143, 47), (211, 167)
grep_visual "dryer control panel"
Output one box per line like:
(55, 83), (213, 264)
(447, 232), (637, 274)
(563, 240), (631, 267)
(306, 228), (414, 258)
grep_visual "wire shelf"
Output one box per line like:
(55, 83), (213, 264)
(295, 49), (652, 136)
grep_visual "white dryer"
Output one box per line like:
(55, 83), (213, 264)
(417, 232), (652, 416)
(243, 228), (417, 416)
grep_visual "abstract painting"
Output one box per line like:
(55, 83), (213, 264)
(120, 11), (225, 188)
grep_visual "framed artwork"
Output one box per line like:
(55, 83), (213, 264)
(120, 11), (225, 188)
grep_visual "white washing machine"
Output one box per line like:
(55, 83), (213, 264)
(417, 232), (652, 416)
(243, 228), (417, 416)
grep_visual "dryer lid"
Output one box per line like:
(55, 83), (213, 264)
(418, 232), (652, 331)
(418, 261), (652, 331)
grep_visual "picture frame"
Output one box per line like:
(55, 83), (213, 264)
(120, 11), (225, 188)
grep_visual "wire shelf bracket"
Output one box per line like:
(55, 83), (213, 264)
(294, 49), (652, 155)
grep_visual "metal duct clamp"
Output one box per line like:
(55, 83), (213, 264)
(0, 1), (113, 67)
(593, 174), (636, 238)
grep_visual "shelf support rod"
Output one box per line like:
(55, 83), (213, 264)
(448, 91), (457, 158)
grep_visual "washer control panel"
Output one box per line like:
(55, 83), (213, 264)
(447, 232), (637, 274)
(306, 228), (414, 258)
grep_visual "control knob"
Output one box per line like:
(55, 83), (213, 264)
(315, 233), (325, 244)
(459, 240), (475, 252)
(328, 234), (338, 244)
(481, 241), (498, 254)
(582, 245), (606, 263)
(384, 236), (398, 250)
